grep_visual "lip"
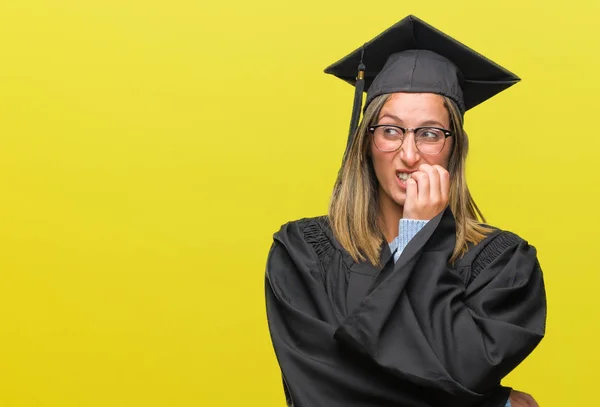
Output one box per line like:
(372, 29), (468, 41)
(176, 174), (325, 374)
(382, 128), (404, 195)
(396, 176), (407, 190)
(395, 170), (417, 190)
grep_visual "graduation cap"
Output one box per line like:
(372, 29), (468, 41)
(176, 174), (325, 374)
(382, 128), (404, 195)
(324, 15), (520, 148)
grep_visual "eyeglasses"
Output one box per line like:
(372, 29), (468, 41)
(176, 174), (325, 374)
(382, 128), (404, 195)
(368, 124), (453, 155)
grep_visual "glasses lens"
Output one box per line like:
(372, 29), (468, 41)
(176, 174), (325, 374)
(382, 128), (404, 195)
(373, 126), (404, 151)
(416, 128), (446, 154)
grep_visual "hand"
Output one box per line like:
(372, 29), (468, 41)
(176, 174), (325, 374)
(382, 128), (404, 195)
(403, 164), (449, 220)
(509, 390), (539, 407)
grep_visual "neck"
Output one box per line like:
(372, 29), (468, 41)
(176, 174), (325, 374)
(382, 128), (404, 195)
(378, 188), (403, 243)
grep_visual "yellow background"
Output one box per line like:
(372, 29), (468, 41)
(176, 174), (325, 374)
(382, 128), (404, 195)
(0, 0), (598, 405)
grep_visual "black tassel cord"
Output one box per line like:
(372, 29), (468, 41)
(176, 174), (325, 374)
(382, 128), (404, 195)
(344, 47), (366, 161)
(347, 62), (366, 141)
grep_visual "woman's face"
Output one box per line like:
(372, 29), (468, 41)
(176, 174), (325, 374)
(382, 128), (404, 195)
(370, 92), (454, 209)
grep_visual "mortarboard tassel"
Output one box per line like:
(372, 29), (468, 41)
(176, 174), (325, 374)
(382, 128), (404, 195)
(344, 46), (366, 161)
(347, 61), (366, 145)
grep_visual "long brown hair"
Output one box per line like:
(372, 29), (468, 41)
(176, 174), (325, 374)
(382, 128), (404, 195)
(328, 93), (492, 266)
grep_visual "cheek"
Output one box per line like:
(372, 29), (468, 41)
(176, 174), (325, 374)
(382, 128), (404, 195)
(370, 147), (392, 180)
(442, 140), (454, 168)
(426, 139), (453, 168)
(426, 154), (450, 168)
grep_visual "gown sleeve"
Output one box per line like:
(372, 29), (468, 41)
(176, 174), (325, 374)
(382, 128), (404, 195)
(266, 220), (455, 407)
(334, 207), (547, 397)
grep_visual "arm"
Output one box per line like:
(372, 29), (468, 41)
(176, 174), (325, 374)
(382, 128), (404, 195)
(391, 218), (429, 263)
(334, 207), (547, 396)
(265, 221), (423, 407)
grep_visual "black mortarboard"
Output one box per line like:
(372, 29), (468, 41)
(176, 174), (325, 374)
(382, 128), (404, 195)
(324, 15), (521, 147)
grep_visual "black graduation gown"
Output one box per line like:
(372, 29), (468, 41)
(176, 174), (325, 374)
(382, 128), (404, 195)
(265, 207), (546, 407)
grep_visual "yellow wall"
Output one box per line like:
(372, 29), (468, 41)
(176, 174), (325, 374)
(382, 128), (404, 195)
(0, 0), (598, 405)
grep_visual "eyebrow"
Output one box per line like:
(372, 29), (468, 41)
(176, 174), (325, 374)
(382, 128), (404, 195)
(378, 113), (446, 128)
(378, 113), (403, 123)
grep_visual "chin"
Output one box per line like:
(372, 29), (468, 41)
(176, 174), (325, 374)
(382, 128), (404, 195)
(379, 184), (406, 208)
(392, 196), (406, 207)
(390, 189), (406, 207)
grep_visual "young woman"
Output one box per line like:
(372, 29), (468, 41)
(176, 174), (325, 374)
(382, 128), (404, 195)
(265, 15), (546, 407)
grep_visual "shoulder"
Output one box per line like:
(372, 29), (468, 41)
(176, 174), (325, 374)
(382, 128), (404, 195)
(460, 224), (540, 284)
(485, 227), (529, 249)
(472, 223), (531, 253)
(271, 215), (338, 270)
(274, 215), (331, 240)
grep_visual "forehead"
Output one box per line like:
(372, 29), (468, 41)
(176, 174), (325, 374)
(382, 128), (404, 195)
(378, 93), (449, 125)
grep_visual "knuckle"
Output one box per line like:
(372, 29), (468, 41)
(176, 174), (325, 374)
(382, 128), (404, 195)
(436, 166), (449, 176)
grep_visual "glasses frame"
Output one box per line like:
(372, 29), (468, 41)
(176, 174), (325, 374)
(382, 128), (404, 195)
(368, 124), (453, 155)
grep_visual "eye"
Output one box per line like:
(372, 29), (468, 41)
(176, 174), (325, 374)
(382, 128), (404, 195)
(381, 126), (402, 136)
(418, 128), (444, 141)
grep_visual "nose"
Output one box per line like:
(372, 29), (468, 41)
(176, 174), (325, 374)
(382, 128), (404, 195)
(399, 132), (421, 167)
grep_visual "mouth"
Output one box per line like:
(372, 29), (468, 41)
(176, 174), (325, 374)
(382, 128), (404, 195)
(396, 172), (414, 182)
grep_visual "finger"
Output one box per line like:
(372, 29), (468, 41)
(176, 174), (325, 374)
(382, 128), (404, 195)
(510, 395), (526, 407)
(433, 165), (450, 204)
(522, 394), (539, 407)
(411, 171), (430, 203)
(420, 164), (440, 204)
(509, 391), (523, 406)
(512, 391), (538, 407)
(405, 178), (418, 217)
